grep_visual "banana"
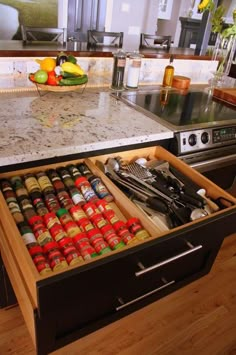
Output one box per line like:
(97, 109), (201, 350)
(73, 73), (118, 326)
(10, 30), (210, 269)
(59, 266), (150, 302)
(61, 62), (84, 76)
(59, 75), (88, 86)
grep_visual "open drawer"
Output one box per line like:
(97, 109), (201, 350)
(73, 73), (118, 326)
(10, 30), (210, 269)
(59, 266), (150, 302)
(0, 146), (235, 355)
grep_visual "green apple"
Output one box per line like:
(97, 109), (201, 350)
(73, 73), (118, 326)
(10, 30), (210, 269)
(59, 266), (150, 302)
(34, 69), (48, 84)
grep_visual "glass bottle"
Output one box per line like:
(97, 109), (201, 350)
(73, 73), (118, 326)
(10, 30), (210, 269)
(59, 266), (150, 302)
(162, 55), (174, 87)
(111, 49), (126, 91)
(126, 51), (143, 89)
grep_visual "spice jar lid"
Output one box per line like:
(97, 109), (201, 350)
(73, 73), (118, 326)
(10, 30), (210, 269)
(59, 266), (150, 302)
(58, 237), (73, 248)
(28, 215), (44, 226)
(56, 208), (69, 218)
(73, 232), (88, 243)
(87, 228), (102, 238)
(43, 241), (59, 252)
(75, 176), (87, 187)
(126, 217), (140, 228)
(28, 245), (43, 255)
(100, 224), (114, 234)
(113, 220), (126, 230)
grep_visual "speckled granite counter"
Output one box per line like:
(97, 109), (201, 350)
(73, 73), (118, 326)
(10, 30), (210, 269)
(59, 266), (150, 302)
(0, 88), (173, 169)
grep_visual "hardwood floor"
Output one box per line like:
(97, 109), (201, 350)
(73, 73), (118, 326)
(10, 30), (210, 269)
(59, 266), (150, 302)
(0, 234), (236, 355)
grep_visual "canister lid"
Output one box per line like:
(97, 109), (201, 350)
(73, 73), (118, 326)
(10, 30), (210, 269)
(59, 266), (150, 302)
(172, 75), (191, 89)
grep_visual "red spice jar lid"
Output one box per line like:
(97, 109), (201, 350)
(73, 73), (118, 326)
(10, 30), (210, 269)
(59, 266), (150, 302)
(100, 224), (114, 234)
(90, 212), (104, 222)
(28, 245), (44, 255)
(87, 228), (103, 239)
(28, 215), (44, 227)
(76, 217), (90, 226)
(126, 217), (140, 228)
(43, 241), (59, 252)
(113, 220), (126, 231)
(58, 237), (73, 248)
(73, 232), (88, 243)
(75, 176), (87, 187)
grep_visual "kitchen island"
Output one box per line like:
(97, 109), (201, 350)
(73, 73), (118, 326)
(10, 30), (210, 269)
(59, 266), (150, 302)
(0, 88), (173, 170)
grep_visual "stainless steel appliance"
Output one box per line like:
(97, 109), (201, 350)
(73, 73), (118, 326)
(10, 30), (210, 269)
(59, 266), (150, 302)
(113, 88), (236, 193)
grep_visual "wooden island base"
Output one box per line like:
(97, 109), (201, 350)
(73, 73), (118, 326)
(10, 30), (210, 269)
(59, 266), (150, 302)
(0, 234), (235, 355)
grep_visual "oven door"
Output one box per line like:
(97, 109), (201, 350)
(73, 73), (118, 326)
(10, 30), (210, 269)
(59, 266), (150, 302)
(180, 147), (236, 196)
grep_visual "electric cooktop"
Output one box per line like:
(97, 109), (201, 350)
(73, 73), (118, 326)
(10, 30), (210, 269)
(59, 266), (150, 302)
(115, 89), (236, 131)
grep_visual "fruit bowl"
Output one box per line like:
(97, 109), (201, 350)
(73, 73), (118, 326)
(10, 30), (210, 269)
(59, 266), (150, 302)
(34, 83), (86, 92)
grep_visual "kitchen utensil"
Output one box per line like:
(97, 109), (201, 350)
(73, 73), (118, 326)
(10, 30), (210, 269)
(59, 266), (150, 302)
(197, 189), (220, 212)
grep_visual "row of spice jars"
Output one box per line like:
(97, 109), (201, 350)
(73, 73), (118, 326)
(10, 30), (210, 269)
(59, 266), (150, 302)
(0, 162), (114, 225)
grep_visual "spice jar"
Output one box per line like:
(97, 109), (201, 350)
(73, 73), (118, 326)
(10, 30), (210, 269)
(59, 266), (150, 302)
(43, 241), (68, 271)
(1, 180), (25, 224)
(56, 208), (73, 226)
(66, 164), (82, 180)
(68, 186), (85, 206)
(90, 213), (108, 229)
(10, 175), (29, 198)
(28, 215), (53, 246)
(73, 232), (98, 260)
(36, 171), (54, 195)
(18, 195), (37, 221)
(58, 237), (84, 265)
(103, 209), (120, 225)
(46, 169), (66, 192)
(57, 167), (75, 189)
(50, 224), (67, 242)
(23, 173), (41, 194)
(57, 189), (74, 210)
(111, 49), (126, 91)
(64, 220), (81, 238)
(88, 175), (114, 202)
(126, 51), (143, 89)
(96, 199), (115, 214)
(43, 212), (60, 230)
(18, 221), (38, 248)
(126, 217), (150, 241)
(44, 192), (61, 213)
(30, 191), (48, 216)
(87, 228), (111, 255)
(75, 176), (99, 203)
(78, 218), (94, 233)
(77, 163), (93, 178)
(82, 202), (100, 219)
(28, 245), (52, 275)
(100, 224), (125, 250)
(113, 220), (137, 245)
(69, 205), (87, 223)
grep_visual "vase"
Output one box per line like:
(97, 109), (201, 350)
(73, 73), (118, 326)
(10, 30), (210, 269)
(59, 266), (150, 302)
(212, 34), (236, 76)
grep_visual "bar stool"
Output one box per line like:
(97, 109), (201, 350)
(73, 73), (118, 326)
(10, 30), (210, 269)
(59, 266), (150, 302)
(139, 33), (171, 50)
(21, 25), (67, 45)
(87, 30), (123, 49)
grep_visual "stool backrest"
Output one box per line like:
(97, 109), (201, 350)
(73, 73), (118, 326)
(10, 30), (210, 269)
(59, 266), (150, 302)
(139, 33), (171, 50)
(21, 26), (67, 45)
(87, 30), (123, 48)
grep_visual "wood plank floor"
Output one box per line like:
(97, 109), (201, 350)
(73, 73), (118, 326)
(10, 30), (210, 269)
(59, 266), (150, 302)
(0, 234), (236, 355)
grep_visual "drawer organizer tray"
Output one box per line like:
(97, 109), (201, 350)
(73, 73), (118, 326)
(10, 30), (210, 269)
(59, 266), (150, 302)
(0, 146), (235, 355)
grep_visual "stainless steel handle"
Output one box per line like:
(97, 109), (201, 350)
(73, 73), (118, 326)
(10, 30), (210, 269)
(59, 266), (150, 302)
(116, 278), (175, 311)
(190, 153), (236, 173)
(135, 242), (203, 277)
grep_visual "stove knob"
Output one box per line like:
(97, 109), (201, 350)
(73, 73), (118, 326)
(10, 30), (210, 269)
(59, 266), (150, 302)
(188, 133), (197, 146)
(201, 131), (209, 144)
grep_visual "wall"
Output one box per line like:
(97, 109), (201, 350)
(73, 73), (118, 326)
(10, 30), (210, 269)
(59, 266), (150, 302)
(108, 0), (158, 51)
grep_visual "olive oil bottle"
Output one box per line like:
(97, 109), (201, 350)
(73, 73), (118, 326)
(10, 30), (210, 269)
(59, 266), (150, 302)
(162, 55), (174, 87)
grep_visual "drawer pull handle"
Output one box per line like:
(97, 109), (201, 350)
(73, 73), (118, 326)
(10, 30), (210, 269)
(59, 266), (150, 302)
(135, 243), (203, 277)
(116, 278), (175, 311)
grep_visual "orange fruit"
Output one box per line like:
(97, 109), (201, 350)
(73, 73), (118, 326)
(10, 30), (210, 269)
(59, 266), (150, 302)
(35, 57), (56, 72)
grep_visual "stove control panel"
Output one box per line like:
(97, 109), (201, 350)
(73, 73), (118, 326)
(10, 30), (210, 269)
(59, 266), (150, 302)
(176, 126), (236, 154)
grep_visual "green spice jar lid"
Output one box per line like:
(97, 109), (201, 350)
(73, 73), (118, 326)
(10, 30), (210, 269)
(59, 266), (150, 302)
(56, 208), (69, 218)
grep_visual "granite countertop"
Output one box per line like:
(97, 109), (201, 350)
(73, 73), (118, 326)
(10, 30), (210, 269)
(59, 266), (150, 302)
(0, 88), (173, 169)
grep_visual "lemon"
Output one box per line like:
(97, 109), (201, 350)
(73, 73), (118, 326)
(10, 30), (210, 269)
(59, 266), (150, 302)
(36, 57), (56, 72)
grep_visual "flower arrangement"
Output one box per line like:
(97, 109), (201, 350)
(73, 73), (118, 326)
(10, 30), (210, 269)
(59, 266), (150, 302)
(198, 0), (236, 37)
(198, 0), (236, 76)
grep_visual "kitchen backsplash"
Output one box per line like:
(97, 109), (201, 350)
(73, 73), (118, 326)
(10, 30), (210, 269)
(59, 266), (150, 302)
(0, 56), (220, 89)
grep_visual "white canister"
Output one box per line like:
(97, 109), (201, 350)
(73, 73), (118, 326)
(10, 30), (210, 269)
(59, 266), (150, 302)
(126, 52), (143, 89)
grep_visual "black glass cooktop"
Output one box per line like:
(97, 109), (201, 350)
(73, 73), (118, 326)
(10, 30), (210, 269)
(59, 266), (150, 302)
(119, 89), (236, 129)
